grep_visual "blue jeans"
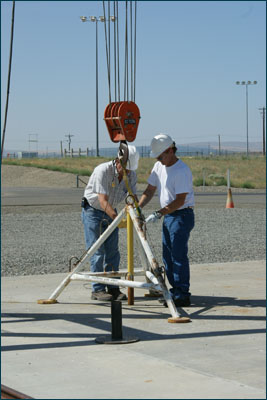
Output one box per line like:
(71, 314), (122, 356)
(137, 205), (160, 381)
(81, 206), (120, 292)
(162, 208), (195, 301)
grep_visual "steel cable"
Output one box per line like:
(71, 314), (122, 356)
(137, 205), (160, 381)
(102, 1), (136, 105)
(102, 1), (111, 103)
(1, 0), (15, 163)
(108, 1), (111, 97)
(130, 1), (133, 101)
(113, 1), (117, 101)
(124, 1), (128, 101)
(116, 1), (120, 101)
(134, 1), (137, 102)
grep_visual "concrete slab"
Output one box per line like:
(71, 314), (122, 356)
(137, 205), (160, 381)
(1, 260), (266, 399)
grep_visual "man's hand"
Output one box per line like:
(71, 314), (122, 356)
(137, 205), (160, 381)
(145, 211), (162, 224)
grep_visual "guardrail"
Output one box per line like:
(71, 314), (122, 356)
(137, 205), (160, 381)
(76, 175), (88, 188)
(64, 148), (93, 157)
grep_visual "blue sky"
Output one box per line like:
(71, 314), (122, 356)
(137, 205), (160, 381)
(1, 0), (266, 153)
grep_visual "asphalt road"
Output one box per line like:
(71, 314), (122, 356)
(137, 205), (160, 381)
(1, 186), (266, 209)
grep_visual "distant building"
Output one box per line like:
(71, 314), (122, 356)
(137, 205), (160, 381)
(17, 151), (38, 159)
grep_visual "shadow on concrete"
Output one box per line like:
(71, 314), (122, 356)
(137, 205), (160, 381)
(2, 327), (265, 353)
(1, 293), (266, 352)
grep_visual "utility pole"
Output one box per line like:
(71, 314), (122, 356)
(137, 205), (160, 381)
(218, 135), (221, 156)
(259, 107), (266, 156)
(236, 80), (257, 157)
(28, 134), (38, 154)
(65, 134), (74, 152)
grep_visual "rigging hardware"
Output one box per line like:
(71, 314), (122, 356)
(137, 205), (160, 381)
(102, 1), (140, 143)
(104, 100), (140, 142)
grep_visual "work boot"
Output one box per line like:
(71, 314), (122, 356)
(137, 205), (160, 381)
(159, 297), (191, 308)
(158, 298), (168, 307)
(174, 297), (191, 307)
(91, 290), (113, 301)
(107, 287), (127, 301)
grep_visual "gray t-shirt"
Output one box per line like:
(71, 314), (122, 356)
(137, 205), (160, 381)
(84, 160), (137, 211)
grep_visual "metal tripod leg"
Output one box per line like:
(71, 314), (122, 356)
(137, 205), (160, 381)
(127, 206), (190, 323)
(38, 204), (190, 322)
(37, 209), (125, 303)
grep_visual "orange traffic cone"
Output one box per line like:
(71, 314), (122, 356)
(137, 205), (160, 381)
(226, 188), (234, 208)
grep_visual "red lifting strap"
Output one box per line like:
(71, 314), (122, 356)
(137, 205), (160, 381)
(104, 101), (140, 143)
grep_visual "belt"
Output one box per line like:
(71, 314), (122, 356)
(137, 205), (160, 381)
(169, 207), (194, 215)
(81, 197), (116, 215)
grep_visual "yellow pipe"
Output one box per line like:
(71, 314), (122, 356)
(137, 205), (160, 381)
(127, 208), (134, 305)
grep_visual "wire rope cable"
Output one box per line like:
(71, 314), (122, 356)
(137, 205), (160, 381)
(1, 0), (15, 163)
(108, 0), (111, 96)
(102, 1), (111, 103)
(102, 1), (137, 105)
(124, 1), (128, 101)
(130, 1), (133, 101)
(133, 1), (137, 102)
(113, 1), (117, 101)
(116, 1), (120, 101)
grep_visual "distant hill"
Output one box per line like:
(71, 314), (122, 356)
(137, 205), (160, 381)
(2, 141), (263, 158)
(180, 141), (262, 152)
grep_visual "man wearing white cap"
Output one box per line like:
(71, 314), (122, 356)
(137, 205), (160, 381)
(138, 134), (195, 307)
(81, 145), (139, 302)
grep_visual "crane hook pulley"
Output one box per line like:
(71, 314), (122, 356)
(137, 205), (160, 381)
(104, 100), (140, 142)
(102, 1), (140, 143)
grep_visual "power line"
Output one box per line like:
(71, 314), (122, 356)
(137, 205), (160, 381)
(65, 134), (74, 152)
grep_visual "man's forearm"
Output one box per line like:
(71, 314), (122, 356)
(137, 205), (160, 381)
(138, 185), (156, 208)
(139, 194), (149, 208)
(103, 203), (117, 220)
(98, 194), (117, 220)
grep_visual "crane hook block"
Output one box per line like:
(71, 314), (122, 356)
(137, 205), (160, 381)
(104, 101), (140, 142)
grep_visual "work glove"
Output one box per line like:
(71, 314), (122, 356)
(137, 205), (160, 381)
(145, 211), (162, 224)
(134, 206), (145, 220)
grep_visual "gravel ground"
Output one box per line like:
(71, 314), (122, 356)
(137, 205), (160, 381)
(1, 165), (266, 276)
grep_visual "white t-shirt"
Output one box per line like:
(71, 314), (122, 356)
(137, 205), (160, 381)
(147, 159), (195, 209)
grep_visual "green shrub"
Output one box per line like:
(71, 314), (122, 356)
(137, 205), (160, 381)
(193, 177), (205, 186)
(241, 181), (255, 189)
(214, 177), (227, 186)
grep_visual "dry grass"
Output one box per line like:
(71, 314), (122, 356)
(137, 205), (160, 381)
(184, 156), (266, 188)
(2, 155), (266, 189)
(2, 157), (108, 177)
